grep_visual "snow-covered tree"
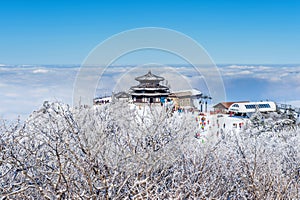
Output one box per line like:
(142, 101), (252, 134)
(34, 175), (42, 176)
(0, 101), (299, 199)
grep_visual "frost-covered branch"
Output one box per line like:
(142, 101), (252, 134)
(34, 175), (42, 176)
(0, 101), (299, 199)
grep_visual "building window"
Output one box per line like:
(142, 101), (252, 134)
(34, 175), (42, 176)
(258, 104), (271, 108)
(245, 104), (256, 109)
(245, 104), (271, 109)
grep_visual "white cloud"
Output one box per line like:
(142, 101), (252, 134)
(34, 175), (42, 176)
(32, 69), (50, 74)
(221, 65), (300, 82)
(4, 93), (20, 97)
(285, 100), (300, 108)
(0, 83), (8, 87)
(1, 64), (300, 120)
(227, 65), (256, 70)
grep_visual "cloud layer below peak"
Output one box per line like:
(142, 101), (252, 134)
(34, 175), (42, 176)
(1, 64), (300, 120)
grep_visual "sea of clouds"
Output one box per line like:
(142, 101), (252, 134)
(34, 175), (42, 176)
(0, 64), (300, 120)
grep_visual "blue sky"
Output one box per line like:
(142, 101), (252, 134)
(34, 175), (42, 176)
(0, 0), (299, 64)
(1, 0), (300, 120)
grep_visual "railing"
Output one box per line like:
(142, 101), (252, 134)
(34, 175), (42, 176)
(277, 103), (300, 114)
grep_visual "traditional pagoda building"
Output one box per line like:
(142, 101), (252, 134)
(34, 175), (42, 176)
(130, 71), (170, 104)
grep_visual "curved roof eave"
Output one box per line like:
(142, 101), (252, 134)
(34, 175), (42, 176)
(135, 70), (165, 82)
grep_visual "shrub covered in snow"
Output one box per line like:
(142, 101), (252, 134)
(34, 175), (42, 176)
(0, 101), (299, 199)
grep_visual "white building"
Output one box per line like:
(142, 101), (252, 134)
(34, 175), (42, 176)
(228, 101), (277, 114)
